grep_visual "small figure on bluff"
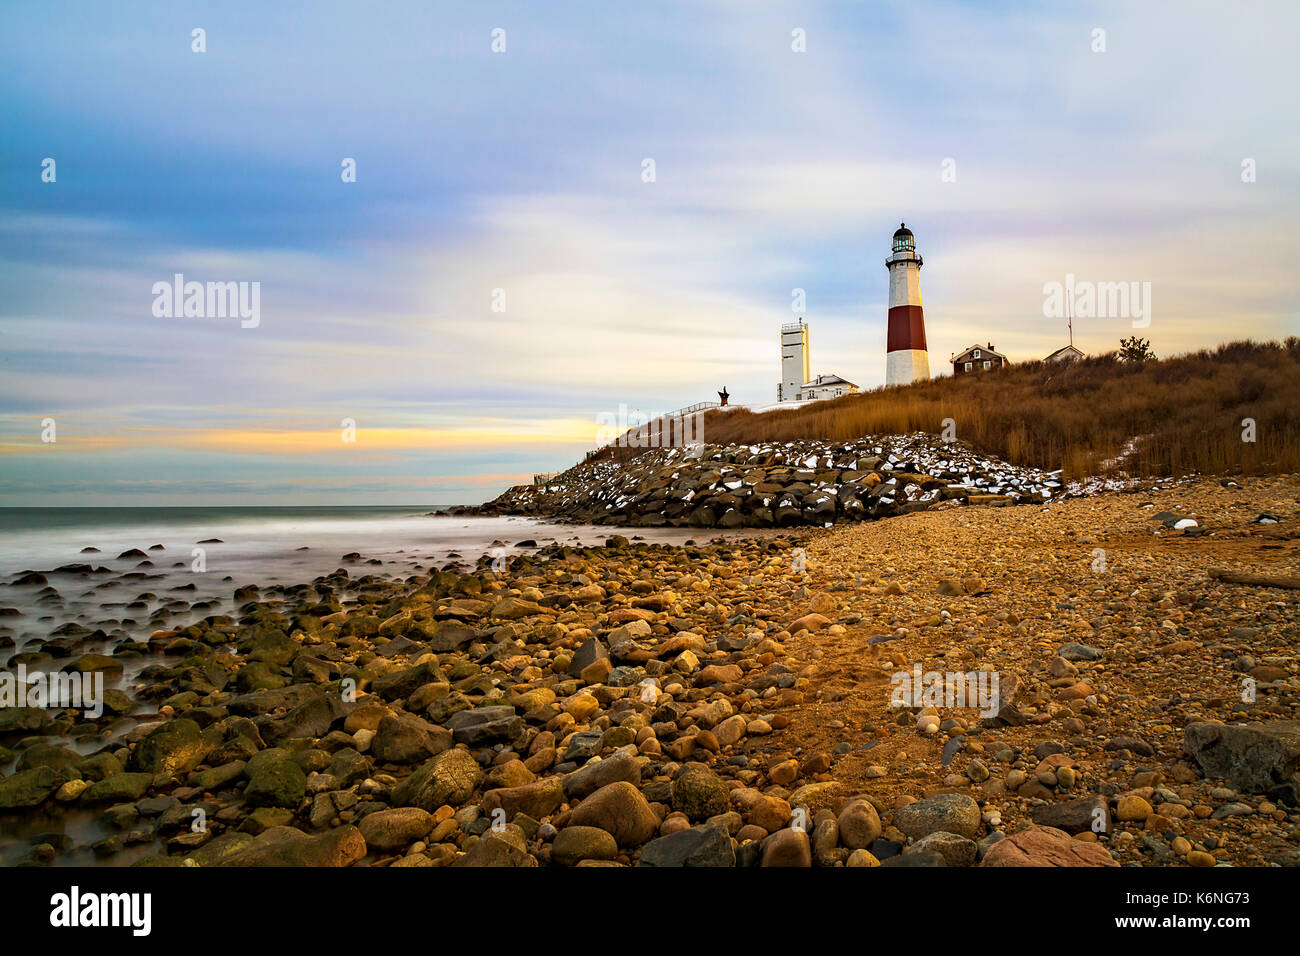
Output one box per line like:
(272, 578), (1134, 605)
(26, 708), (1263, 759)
(885, 222), (930, 386)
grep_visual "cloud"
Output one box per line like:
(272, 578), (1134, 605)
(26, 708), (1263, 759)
(0, 0), (1296, 504)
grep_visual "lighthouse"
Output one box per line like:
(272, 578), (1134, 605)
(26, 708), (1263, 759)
(884, 222), (930, 386)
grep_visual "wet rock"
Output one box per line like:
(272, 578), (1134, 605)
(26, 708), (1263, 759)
(553, 826), (619, 866)
(638, 822), (735, 867)
(245, 756), (307, 809)
(0, 708), (53, 734)
(564, 752), (641, 800)
(1184, 720), (1300, 795)
(0, 767), (62, 809)
(392, 748), (483, 811)
(15, 742), (80, 773)
(671, 765), (730, 819)
(568, 638), (610, 679)
(451, 832), (538, 867)
(427, 623), (478, 653)
(258, 692), (345, 744)
(129, 719), (217, 776)
(80, 772), (153, 803)
(483, 777), (565, 820)
(445, 706), (523, 745)
(219, 824), (366, 867)
(760, 828), (811, 867)
(569, 781), (658, 847)
(357, 807), (435, 850)
(371, 661), (444, 700)
(371, 713), (453, 764)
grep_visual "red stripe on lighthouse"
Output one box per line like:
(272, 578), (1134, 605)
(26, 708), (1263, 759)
(886, 305), (927, 352)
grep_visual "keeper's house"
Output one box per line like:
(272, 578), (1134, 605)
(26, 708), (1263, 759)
(951, 343), (1009, 375)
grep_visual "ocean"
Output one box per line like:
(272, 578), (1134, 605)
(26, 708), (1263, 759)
(0, 505), (724, 660)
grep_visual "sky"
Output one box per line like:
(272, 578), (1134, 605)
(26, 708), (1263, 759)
(1, 0), (1297, 506)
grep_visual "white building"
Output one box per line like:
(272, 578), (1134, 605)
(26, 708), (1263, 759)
(776, 320), (857, 402)
(1044, 344), (1084, 363)
(801, 373), (858, 400)
(778, 320), (810, 402)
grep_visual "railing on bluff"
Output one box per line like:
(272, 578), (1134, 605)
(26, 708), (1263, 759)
(572, 400), (720, 468)
(666, 400), (720, 418)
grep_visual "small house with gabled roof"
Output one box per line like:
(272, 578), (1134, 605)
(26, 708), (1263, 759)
(1044, 344), (1085, 363)
(951, 342), (1008, 375)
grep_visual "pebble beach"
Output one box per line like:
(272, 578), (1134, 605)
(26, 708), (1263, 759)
(1, 472), (1297, 867)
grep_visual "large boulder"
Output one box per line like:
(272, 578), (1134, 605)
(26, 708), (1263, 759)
(489, 597), (551, 620)
(451, 832), (538, 867)
(980, 826), (1118, 867)
(15, 743), (80, 773)
(568, 782), (658, 847)
(760, 828), (811, 867)
(392, 748), (483, 811)
(907, 831), (978, 866)
(227, 684), (320, 717)
(894, 793), (981, 840)
(80, 772), (153, 803)
(567, 638), (610, 679)
(371, 661), (444, 701)
(219, 825), (366, 867)
(445, 706), (523, 745)
(553, 826), (619, 866)
(0, 707), (52, 734)
(1031, 794), (1110, 834)
(564, 752), (641, 800)
(129, 719), (217, 776)
(483, 777), (565, 820)
(245, 756), (307, 808)
(638, 822), (735, 867)
(245, 627), (299, 667)
(1184, 720), (1300, 798)
(370, 713), (453, 764)
(257, 691), (346, 744)
(837, 798), (883, 849)
(0, 767), (62, 809)
(671, 765), (729, 819)
(357, 807), (435, 850)
(426, 622), (478, 653)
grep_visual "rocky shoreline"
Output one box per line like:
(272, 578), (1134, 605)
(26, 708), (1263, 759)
(0, 472), (1297, 868)
(466, 433), (1070, 528)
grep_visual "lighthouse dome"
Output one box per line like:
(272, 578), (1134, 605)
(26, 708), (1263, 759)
(892, 222), (915, 253)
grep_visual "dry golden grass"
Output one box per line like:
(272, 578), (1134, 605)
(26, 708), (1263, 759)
(688, 339), (1300, 480)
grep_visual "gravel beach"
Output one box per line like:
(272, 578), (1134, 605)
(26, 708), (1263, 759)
(1, 474), (1296, 867)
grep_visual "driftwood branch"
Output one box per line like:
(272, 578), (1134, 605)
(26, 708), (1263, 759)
(1209, 569), (1300, 590)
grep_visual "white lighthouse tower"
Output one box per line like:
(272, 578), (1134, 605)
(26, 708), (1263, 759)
(884, 222), (930, 386)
